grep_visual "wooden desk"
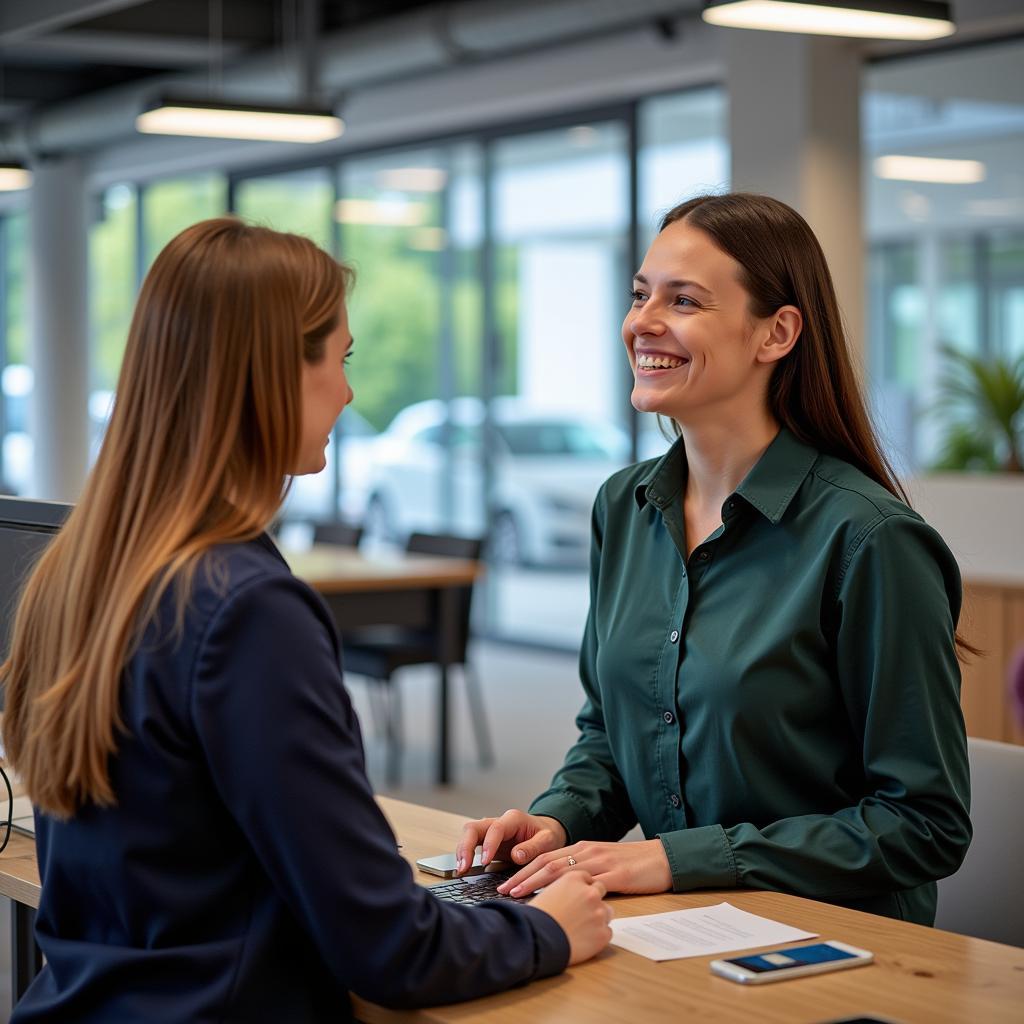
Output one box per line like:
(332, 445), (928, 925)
(360, 798), (1024, 1024)
(284, 545), (482, 784)
(2, 799), (1022, 1022)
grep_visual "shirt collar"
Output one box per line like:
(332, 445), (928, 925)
(634, 427), (819, 525)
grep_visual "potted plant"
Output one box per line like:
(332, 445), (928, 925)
(931, 345), (1024, 473)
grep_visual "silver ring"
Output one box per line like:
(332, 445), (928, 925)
(567, 856), (577, 867)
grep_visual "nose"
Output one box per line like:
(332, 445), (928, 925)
(627, 301), (667, 339)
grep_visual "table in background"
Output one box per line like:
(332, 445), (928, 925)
(284, 545), (483, 785)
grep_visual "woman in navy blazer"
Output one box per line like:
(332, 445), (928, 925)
(2, 218), (611, 1022)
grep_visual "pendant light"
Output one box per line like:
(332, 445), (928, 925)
(702, 0), (955, 41)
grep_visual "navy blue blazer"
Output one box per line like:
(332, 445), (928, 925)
(14, 534), (568, 1022)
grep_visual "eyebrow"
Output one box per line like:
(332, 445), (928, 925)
(346, 336), (355, 350)
(633, 273), (713, 296)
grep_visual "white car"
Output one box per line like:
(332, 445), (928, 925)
(360, 397), (630, 566)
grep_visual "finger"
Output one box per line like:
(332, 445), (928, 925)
(496, 857), (548, 895)
(604, 903), (615, 922)
(455, 821), (490, 874)
(481, 819), (512, 865)
(590, 878), (607, 899)
(508, 857), (570, 897)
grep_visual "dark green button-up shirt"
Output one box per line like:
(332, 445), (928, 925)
(529, 428), (971, 925)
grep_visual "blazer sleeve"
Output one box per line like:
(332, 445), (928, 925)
(188, 572), (569, 1009)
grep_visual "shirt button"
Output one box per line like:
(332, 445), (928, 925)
(663, 710), (675, 725)
(696, 551), (709, 562)
(726, 500), (736, 511)
(669, 794), (681, 809)
(669, 630), (679, 644)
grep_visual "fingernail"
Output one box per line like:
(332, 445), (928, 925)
(457, 858), (464, 871)
(510, 886), (522, 897)
(496, 883), (508, 894)
(515, 849), (526, 862)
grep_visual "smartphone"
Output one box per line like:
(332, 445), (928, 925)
(415, 851), (511, 878)
(710, 941), (873, 985)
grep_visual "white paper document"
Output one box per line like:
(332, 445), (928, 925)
(610, 902), (817, 962)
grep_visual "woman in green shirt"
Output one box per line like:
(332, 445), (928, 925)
(456, 192), (971, 925)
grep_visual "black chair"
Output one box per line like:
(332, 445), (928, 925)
(312, 520), (364, 548)
(341, 532), (493, 785)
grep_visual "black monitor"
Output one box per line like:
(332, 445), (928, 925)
(0, 498), (72, 675)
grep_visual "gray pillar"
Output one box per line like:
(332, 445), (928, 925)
(29, 157), (90, 501)
(726, 30), (865, 366)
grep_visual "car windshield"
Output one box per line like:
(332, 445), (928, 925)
(496, 421), (622, 458)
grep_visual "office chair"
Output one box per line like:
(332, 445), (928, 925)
(934, 736), (1024, 947)
(312, 520), (364, 548)
(341, 532), (493, 786)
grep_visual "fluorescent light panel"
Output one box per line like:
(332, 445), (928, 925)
(702, 0), (954, 40)
(335, 198), (428, 226)
(137, 97), (343, 144)
(874, 155), (986, 184)
(0, 165), (32, 191)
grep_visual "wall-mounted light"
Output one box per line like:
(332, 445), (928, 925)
(702, 0), (954, 40)
(874, 155), (986, 184)
(0, 163), (32, 192)
(136, 95), (343, 144)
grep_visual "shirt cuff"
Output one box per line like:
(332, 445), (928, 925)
(527, 792), (596, 845)
(514, 904), (572, 979)
(657, 825), (739, 892)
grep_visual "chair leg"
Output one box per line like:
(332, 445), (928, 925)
(385, 681), (403, 787)
(463, 664), (495, 769)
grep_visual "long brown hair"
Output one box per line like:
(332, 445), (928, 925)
(659, 193), (977, 657)
(1, 218), (353, 817)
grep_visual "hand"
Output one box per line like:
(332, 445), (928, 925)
(497, 839), (672, 898)
(455, 809), (567, 876)
(529, 872), (613, 965)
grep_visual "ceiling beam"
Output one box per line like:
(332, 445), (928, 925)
(17, 30), (247, 68)
(0, 0), (148, 44)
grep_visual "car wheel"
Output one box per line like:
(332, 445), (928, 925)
(489, 511), (524, 566)
(363, 493), (395, 544)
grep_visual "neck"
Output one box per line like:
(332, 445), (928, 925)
(677, 404), (780, 511)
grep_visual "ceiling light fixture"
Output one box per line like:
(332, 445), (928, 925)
(874, 155), (986, 184)
(0, 163), (32, 192)
(136, 95), (343, 143)
(702, 0), (954, 40)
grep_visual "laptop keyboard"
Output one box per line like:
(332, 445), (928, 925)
(429, 871), (527, 904)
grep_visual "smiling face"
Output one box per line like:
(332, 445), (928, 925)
(622, 219), (795, 428)
(295, 303), (354, 476)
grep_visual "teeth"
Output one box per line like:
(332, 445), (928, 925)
(637, 354), (686, 369)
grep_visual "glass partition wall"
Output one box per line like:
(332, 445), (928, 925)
(59, 86), (729, 648)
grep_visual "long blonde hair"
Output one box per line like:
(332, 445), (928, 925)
(1, 218), (352, 817)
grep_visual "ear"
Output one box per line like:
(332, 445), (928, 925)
(755, 305), (802, 365)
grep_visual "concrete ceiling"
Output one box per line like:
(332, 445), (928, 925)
(0, 0), (453, 125)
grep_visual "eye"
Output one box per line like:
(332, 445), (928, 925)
(344, 349), (354, 365)
(630, 289), (647, 305)
(675, 296), (698, 308)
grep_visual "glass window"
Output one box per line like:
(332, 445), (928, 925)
(234, 167), (334, 249)
(2, 211), (30, 495)
(865, 39), (1024, 471)
(488, 121), (631, 645)
(89, 184), (138, 393)
(142, 174), (227, 269)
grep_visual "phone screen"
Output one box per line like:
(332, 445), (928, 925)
(728, 943), (861, 974)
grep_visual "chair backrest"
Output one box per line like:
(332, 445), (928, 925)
(312, 521), (364, 548)
(405, 532), (483, 663)
(934, 736), (1024, 947)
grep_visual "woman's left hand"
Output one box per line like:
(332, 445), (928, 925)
(496, 839), (673, 898)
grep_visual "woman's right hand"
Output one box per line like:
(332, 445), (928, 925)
(455, 809), (567, 875)
(530, 872), (614, 965)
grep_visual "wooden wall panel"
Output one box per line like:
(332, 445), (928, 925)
(958, 585), (1007, 741)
